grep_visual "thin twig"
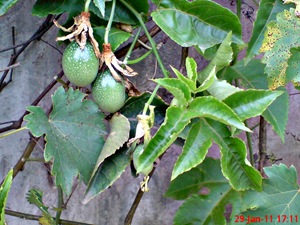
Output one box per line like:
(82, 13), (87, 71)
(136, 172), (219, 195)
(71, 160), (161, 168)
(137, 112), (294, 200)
(64, 180), (79, 207)
(0, 14), (61, 91)
(124, 169), (155, 225)
(115, 25), (161, 58)
(258, 116), (267, 175)
(5, 209), (93, 225)
(12, 135), (39, 179)
(8, 26), (17, 83)
(0, 70), (63, 134)
(1, 106), (54, 185)
(0, 63), (20, 72)
(40, 38), (63, 55)
(179, 47), (189, 73)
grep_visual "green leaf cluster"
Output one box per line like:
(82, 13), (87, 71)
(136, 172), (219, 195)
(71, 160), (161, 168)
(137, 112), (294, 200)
(166, 159), (300, 224)
(4, 0), (296, 223)
(136, 36), (282, 193)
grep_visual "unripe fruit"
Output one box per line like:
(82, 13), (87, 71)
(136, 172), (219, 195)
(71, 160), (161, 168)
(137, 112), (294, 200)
(92, 70), (126, 113)
(133, 144), (153, 176)
(62, 41), (99, 87)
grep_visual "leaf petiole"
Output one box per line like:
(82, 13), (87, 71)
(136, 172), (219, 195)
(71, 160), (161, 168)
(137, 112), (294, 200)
(127, 49), (153, 65)
(123, 28), (142, 64)
(0, 127), (27, 139)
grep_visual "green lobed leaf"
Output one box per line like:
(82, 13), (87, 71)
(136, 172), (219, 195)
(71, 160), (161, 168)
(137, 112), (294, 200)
(286, 47), (300, 84)
(186, 57), (197, 83)
(206, 76), (242, 101)
(0, 169), (13, 224)
(171, 57), (215, 93)
(222, 59), (289, 142)
(90, 113), (130, 181)
(167, 158), (227, 200)
(83, 147), (130, 204)
(167, 158), (244, 225)
(221, 138), (262, 191)
(151, 0), (243, 51)
(198, 31), (233, 81)
(0, 0), (18, 16)
(24, 87), (107, 195)
(133, 144), (153, 176)
(197, 32), (237, 100)
(201, 119), (262, 191)
(222, 59), (267, 89)
(32, 0), (83, 17)
(260, 9), (300, 89)
(245, 0), (290, 64)
(171, 121), (212, 180)
(262, 89), (289, 142)
(93, 27), (131, 52)
(154, 78), (191, 106)
(136, 106), (191, 173)
(194, 66), (216, 93)
(26, 189), (55, 225)
(188, 97), (251, 132)
(171, 66), (196, 92)
(137, 96), (251, 173)
(223, 89), (283, 121)
(242, 164), (300, 222)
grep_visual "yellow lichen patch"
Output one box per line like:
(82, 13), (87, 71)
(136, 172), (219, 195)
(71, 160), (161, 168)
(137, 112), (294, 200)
(284, 9), (293, 20)
(260, 23), (282, 53)
(261, 8), (300, 89)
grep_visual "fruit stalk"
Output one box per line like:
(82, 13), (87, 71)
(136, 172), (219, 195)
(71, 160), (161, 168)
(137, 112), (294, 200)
(104, 0), (117, 44)
(84, 0), (92, 12)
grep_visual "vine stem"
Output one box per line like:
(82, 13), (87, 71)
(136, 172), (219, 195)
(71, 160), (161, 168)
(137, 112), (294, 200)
(0, 14), (59, 91)
(0, 70), (64, 134)
(5, 209), (93, 225)
(115, 25), (160, 56)
(124, 28), (142, 64)
(120, 0), (168, 79)
(120, 0), (169, 115)
(104, 0), (117, 44)
(124, 168), (156, 225)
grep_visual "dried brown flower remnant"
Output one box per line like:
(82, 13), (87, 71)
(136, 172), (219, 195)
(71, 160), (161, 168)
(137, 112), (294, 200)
(53, 12), (101, 58)
(102, 43), (139, 96)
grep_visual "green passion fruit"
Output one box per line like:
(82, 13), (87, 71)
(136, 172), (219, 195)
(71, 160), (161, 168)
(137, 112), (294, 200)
(92, 70), (126, 113)
(62, 41), (99, 87)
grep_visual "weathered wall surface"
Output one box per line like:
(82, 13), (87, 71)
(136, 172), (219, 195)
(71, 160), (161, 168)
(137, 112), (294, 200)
(0, 1), (300, 225)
